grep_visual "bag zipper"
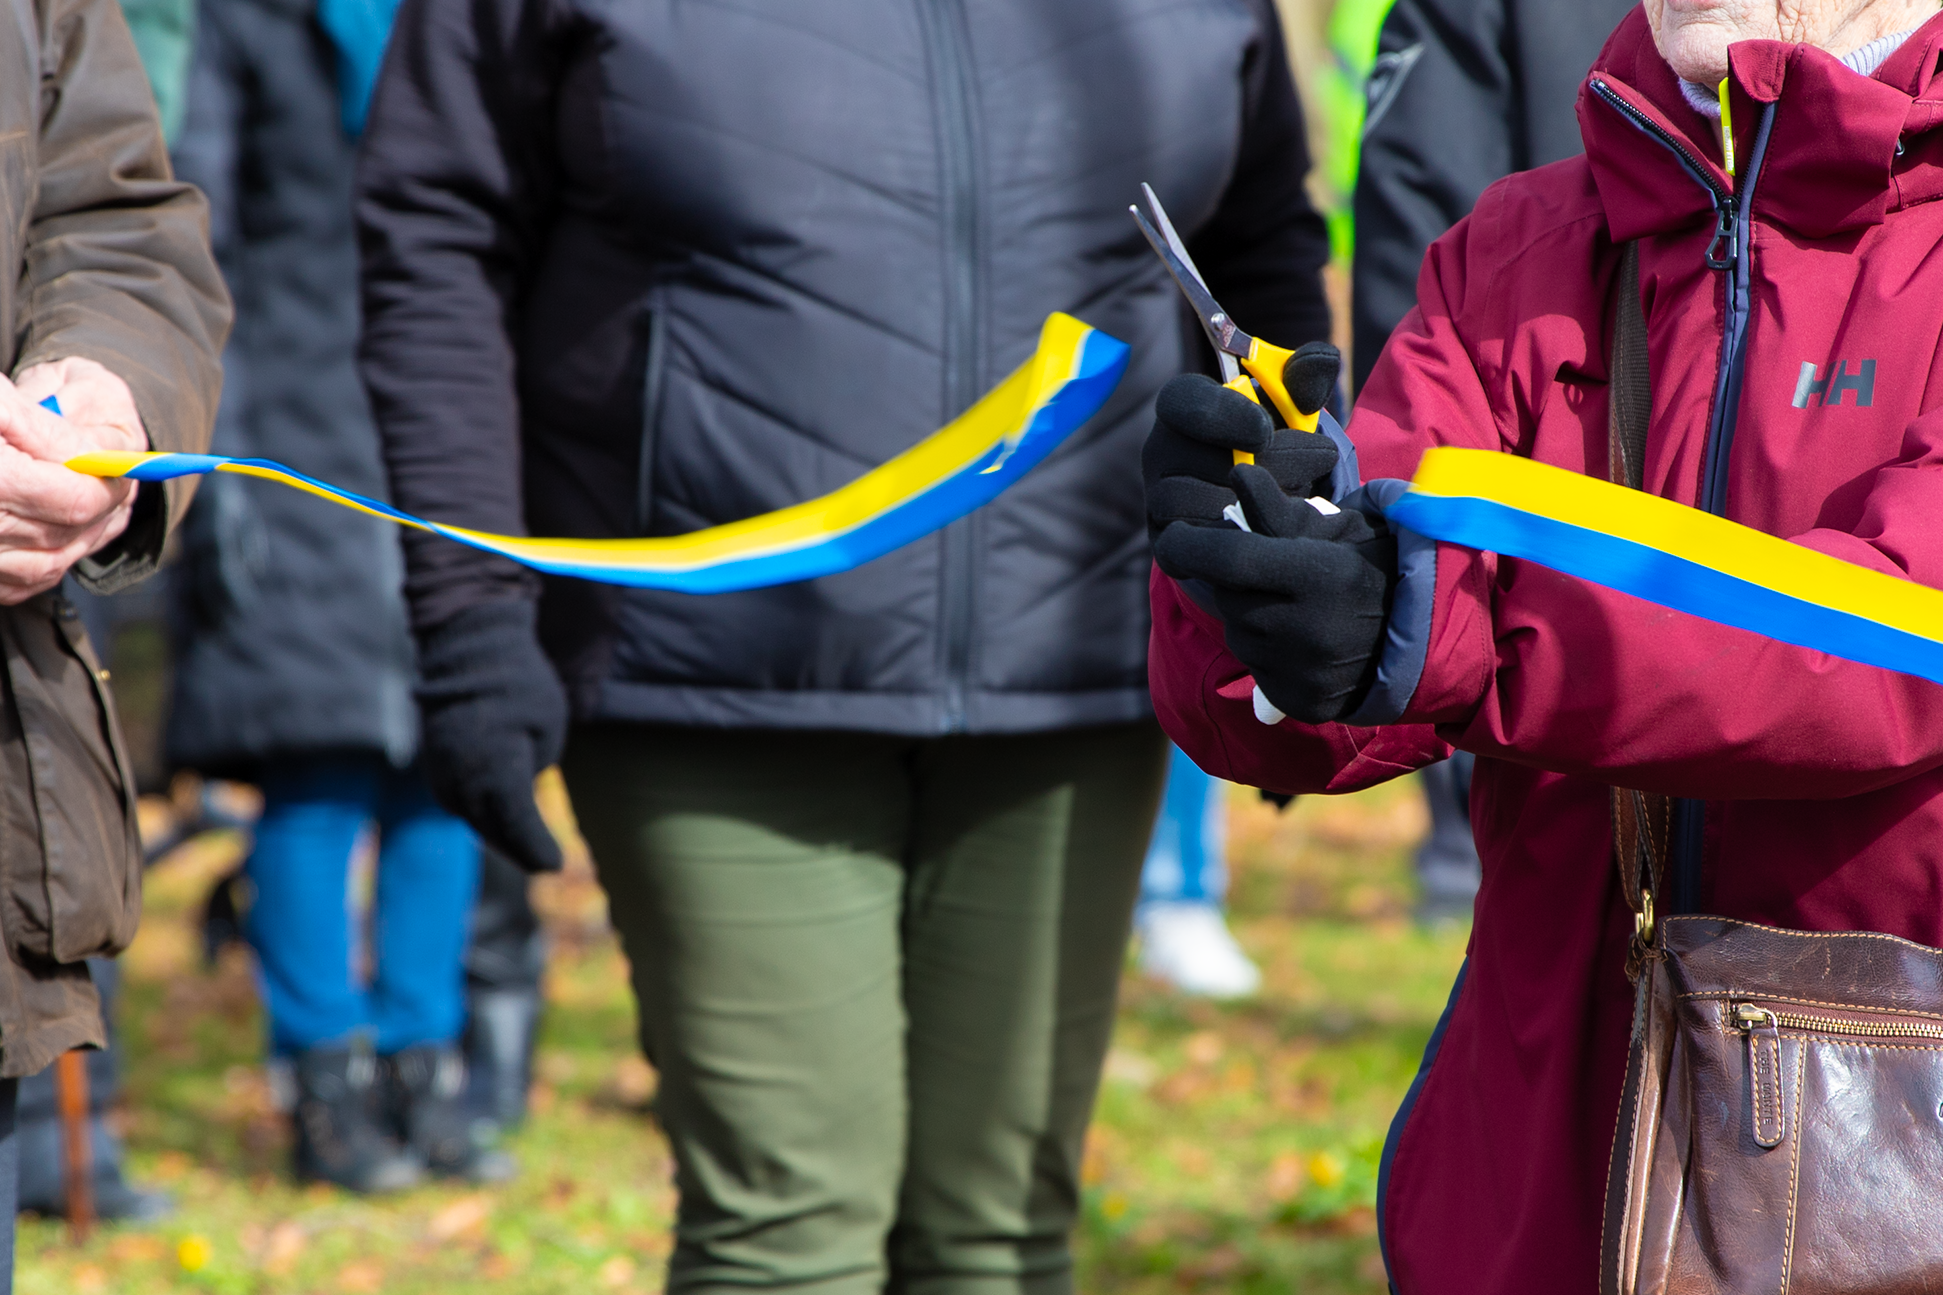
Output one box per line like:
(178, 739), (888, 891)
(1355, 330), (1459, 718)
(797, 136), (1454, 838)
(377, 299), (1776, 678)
(1589, 80), (1779, 913)
(1733, 1001), (1943, 1041)
(1731, 1000), (1943, 1150)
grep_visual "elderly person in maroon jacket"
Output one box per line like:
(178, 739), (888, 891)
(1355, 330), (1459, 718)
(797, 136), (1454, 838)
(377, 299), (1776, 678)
(1144, 0), (1943, 1289)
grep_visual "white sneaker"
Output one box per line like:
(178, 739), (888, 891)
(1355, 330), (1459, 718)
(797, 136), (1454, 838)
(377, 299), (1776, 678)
(1136, 902), (1262, 999)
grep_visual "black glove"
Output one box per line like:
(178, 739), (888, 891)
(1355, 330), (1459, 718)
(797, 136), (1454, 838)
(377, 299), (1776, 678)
(1154, 464), (1397, 725)
(415, 600), (569, 874)
(1142, 344), (1344, 544)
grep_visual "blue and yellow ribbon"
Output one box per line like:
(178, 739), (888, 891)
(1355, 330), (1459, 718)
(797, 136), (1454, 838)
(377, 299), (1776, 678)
(63, 313), (1127, 594)
(1387, 447), (1943, 686)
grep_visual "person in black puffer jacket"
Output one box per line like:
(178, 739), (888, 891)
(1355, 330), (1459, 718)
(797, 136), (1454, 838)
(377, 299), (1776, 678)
(356, 0), (1331, 1288)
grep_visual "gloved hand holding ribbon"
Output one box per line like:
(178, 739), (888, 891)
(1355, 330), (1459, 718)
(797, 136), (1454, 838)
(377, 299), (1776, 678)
(1146, 385), (1943, 722)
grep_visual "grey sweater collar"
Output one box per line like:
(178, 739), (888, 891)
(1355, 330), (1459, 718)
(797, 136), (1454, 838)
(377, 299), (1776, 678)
(1678, 26), (1920, 119)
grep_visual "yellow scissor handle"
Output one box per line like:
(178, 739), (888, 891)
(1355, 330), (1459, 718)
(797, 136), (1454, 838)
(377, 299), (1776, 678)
(1226, 338), (1321, 465)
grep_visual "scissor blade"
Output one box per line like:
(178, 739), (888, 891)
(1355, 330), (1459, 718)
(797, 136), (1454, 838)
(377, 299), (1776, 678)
(1140, 183), (1215, 300)
(1130, 207), (1250, 388)
(1138, 186), (1246, 385)
(1130, 192), (1254, 367)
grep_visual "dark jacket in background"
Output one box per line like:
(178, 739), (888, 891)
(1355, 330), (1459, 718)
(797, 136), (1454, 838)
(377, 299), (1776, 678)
(166, 0), (417, 776)
(357, 0), (1331, 737)
(1350, 0), (1635, 392)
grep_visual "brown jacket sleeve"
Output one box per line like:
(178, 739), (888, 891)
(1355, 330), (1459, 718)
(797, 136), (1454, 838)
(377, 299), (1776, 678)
(15, 0), (231, 592)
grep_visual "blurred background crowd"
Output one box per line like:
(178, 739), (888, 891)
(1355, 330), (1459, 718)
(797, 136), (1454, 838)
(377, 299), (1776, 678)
(11, 0), (1625, 1291)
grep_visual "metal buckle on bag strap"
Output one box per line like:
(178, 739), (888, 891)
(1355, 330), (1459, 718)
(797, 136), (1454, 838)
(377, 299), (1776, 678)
(1614, 787), (1669, 983)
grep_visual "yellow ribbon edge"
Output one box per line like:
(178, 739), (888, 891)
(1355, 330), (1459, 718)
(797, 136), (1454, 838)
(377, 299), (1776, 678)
(1411, 446), (1943, 644)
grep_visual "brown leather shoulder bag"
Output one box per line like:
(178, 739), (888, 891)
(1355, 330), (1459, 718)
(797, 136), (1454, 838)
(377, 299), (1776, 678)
(1599, 243), (1943, 1294)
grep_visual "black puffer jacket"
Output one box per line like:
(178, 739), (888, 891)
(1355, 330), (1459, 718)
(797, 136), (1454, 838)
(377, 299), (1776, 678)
(166, 0), (417, 775)
(1350, 0), (1635, 393)
(358, 0), (1330, 736)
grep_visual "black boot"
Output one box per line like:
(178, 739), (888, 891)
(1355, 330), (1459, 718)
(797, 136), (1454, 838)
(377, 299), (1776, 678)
(292, 1043), (422, 1193)
(15, 1110), (173, 1222)
(462, 846), (546, 1132)
(385, 1046), (515, 1183)
(463, 987), (542, 1132)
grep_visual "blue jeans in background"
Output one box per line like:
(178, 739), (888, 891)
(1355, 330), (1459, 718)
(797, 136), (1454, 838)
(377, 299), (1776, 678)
(245, 756), (480, 1055)
(0, 1077), (17, 1290)
(1141, 743), (1227, 907)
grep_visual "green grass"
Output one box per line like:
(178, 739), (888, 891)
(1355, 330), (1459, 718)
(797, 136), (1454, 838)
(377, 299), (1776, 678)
(16, 777), (1465, 1294)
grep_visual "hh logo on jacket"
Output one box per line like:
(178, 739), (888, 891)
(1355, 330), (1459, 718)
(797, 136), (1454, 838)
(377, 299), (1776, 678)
(1793, 360), (1877, 408)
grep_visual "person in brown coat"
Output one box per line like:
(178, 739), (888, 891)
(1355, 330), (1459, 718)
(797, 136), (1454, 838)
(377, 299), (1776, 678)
(0, 0), (228, 1278)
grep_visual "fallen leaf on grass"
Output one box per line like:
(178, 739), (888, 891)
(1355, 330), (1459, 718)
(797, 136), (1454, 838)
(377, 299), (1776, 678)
(106, 1233), (169, 1263)
(1154, 1073), (1208, 1105)
(1179, 1243), (1248, 1285)
(1080, 1124), (1122, 1188)
(1102, 1048), (1156, 1089)
(599, 1254), (638, 1287)
(479, 1249), (522, 1279)
(612, 1054), (656, 1106)
(428, 1194), (493, 1242)
(1266, 1151), (1305, 1201)
(263, 1220), (305, 1275)
(1184, 1031), (1224, 1067)
(73, 1264), (106, 1292)
(148, 1150), (191, 1182)
(337, 1257), (385, 1293)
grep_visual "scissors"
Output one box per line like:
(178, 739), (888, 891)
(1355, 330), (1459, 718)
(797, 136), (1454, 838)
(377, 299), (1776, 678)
(1131, 184), (1334, 464)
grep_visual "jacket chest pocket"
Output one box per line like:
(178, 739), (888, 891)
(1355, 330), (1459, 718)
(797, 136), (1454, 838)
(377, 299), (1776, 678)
(0, 595), (142, 966)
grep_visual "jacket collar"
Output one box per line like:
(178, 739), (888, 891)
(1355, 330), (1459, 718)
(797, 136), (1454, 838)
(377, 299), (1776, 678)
(1578, 8), (1943, 243)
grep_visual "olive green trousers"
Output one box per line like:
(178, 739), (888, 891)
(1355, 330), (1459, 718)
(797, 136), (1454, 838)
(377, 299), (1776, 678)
(563, 721), (1167, 1295)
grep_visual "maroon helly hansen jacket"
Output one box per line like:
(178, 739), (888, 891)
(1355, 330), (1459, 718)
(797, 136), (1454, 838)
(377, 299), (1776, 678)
(1151, 9), (1943, 1290)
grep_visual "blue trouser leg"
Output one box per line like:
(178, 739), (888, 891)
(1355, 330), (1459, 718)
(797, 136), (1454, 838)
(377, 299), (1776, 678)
(0, 1076), (19, 1291)
(245, 757), (478, 1055)
(367, 768), (480, 1054)
(1139, 744), (1228, 907)
(245, 757), (382, 1054)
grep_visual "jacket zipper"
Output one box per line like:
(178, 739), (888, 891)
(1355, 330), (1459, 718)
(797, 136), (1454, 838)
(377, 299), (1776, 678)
(1591, 81), (1778, 912)
(635, 300), (668, 535)
(916, 0), (982, 733)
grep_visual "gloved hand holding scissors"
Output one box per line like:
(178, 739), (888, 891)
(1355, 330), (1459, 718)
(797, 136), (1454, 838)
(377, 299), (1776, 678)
(1142, 357), (1342, 543)
(1134, 185), (1396, 725)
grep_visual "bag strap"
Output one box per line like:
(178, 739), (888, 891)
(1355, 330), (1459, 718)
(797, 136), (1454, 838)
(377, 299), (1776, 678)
(1607, 243), (1669, 974)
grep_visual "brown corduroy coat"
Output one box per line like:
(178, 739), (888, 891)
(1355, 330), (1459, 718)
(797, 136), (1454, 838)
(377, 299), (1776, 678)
(0, 0), (227, 1077)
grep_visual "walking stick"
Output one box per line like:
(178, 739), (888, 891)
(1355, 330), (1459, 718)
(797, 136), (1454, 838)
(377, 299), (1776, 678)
(54, 1050), (93, 1243)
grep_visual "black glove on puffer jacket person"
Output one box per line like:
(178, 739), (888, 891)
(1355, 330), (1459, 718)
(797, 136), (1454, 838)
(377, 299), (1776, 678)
(1142, 372), (1342, 543)
(1154, 463), (1397, 725)
(415, 600), (568, 874)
